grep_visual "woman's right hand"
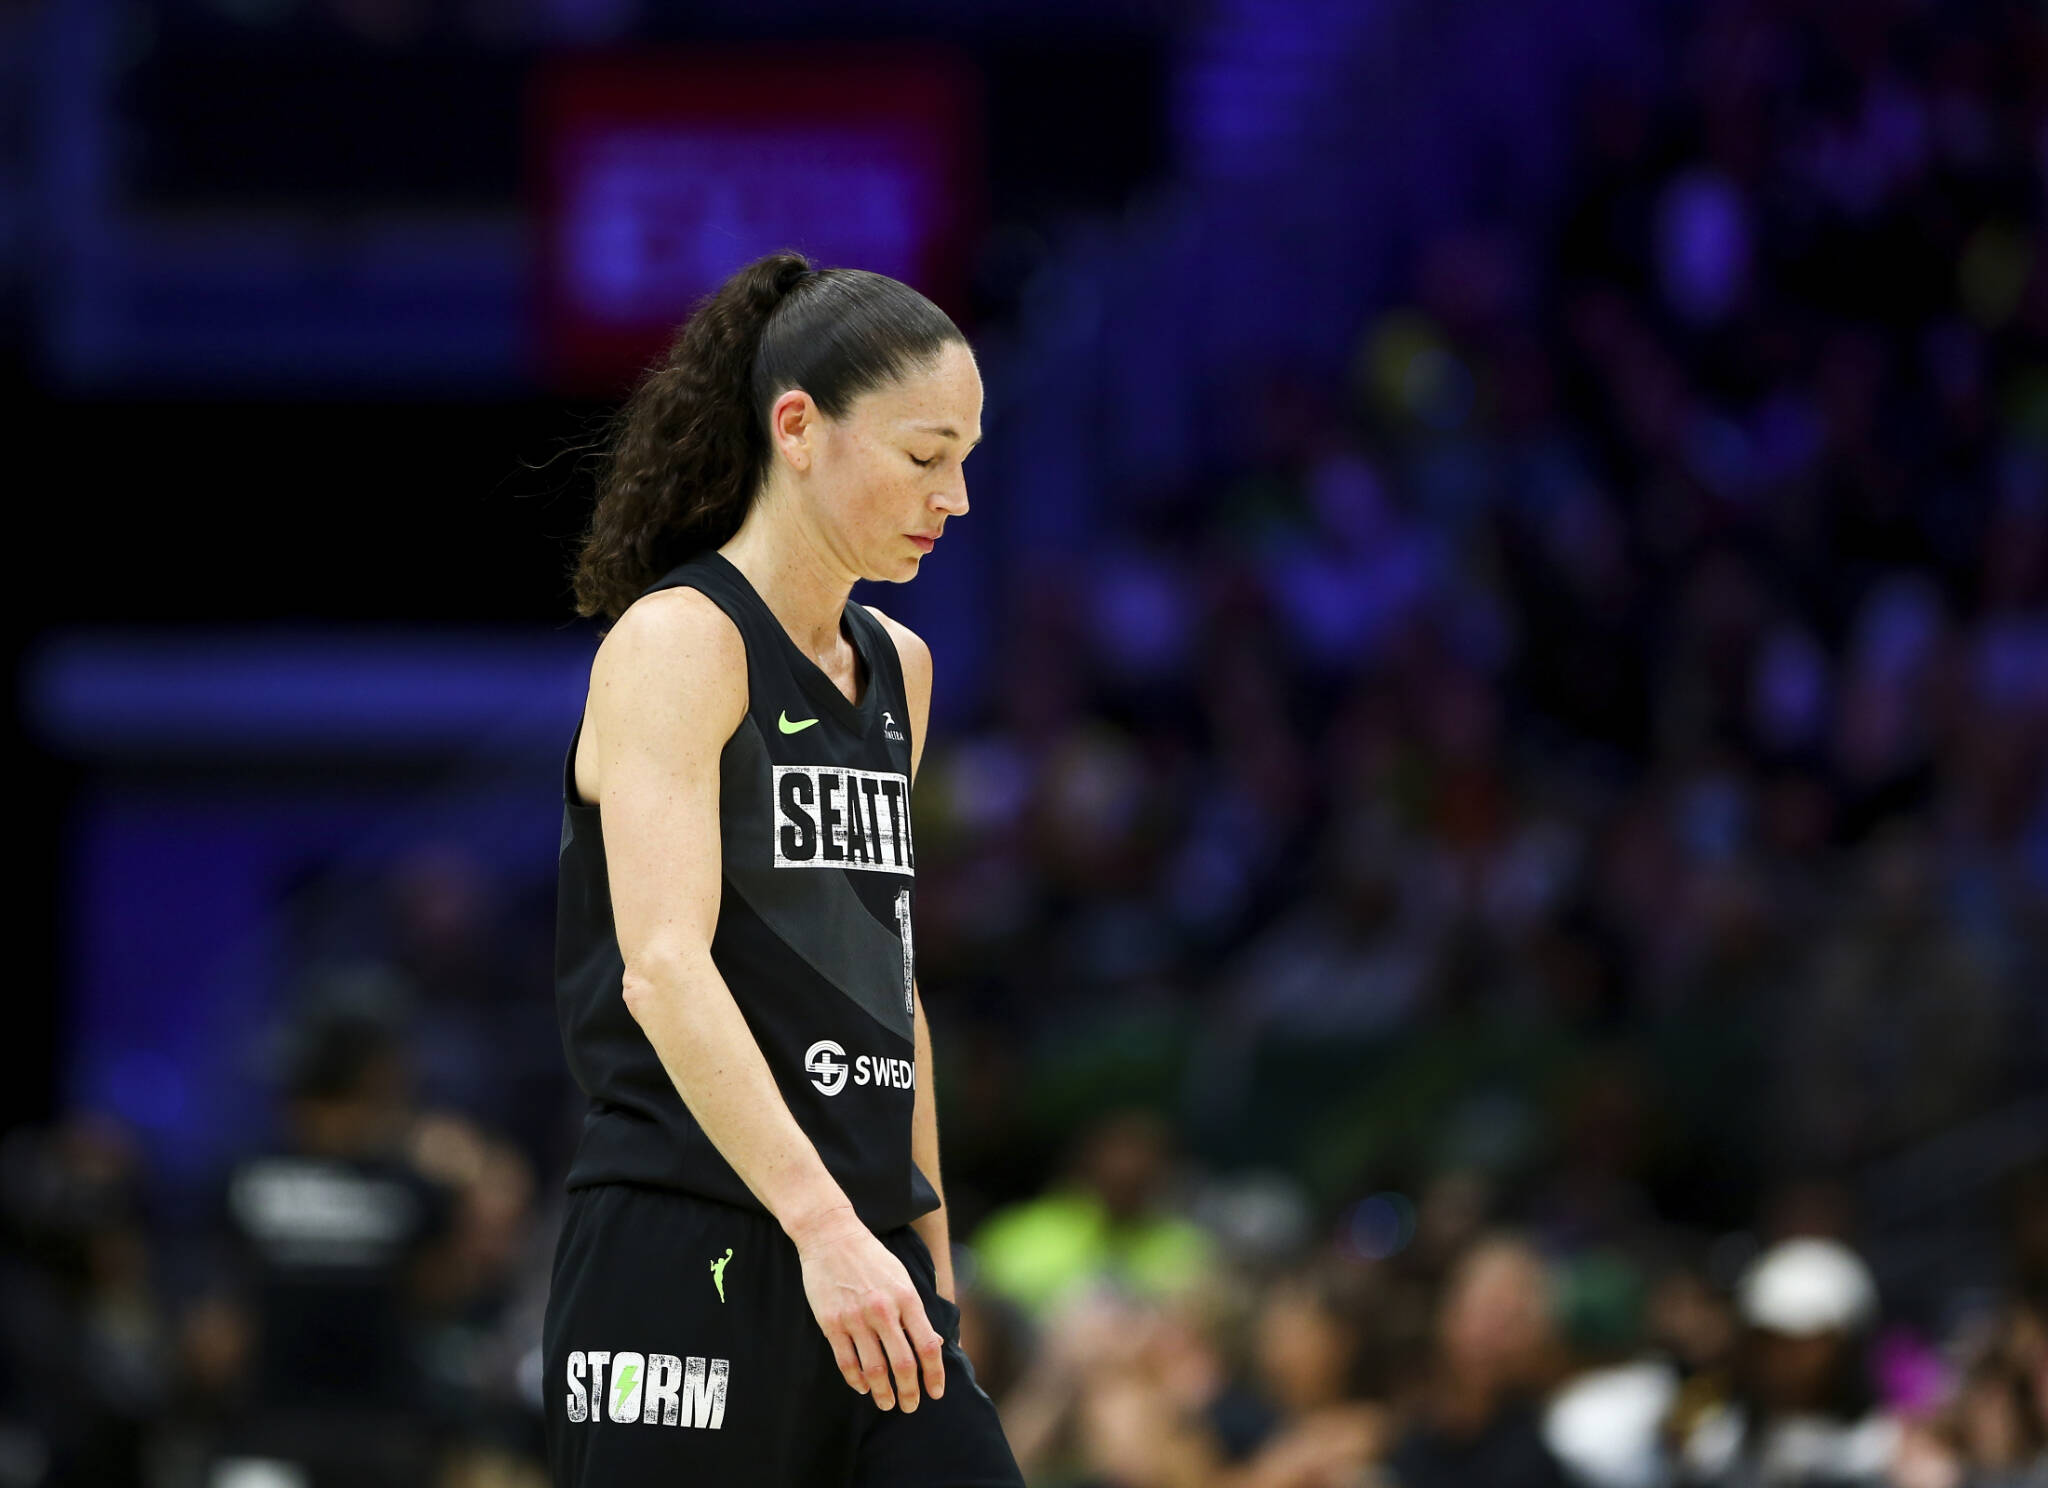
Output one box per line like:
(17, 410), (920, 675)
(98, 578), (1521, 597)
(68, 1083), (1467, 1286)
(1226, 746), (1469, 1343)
(788, 1204), (946, 1412)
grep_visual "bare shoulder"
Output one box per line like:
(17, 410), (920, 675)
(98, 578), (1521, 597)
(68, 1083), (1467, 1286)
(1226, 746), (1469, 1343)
(585, 585), (743, 968)
(583, 585), (748, 801)
(595, 586), (746, 704)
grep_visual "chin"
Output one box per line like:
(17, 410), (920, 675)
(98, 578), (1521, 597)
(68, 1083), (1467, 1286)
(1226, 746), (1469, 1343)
(862, 557), (916, 584)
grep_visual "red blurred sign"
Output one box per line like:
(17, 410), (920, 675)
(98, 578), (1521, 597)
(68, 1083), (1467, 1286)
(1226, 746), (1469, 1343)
(533, 47), (984, 395)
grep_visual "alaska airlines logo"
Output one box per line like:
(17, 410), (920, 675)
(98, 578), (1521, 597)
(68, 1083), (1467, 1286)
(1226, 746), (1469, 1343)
(806, 1039), (914, 1097)
(773, 765), (914, 875)
(565, 1350), (728, 1429)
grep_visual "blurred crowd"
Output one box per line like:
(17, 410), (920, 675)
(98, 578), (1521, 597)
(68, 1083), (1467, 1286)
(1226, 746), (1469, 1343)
(6, 0), (2046, 1483)
(949, 1112), (2048, 1488)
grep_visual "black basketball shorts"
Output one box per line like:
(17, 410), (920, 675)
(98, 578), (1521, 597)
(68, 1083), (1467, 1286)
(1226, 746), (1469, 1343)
(542, 1182), (1024, 1487)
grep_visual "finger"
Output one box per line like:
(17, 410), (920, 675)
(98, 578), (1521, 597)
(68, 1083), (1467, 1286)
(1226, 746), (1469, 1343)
(911, 1309), (946, 1401)
(852, 1326), (894, 1410)
(870, 1299), (921, 1412)
(827, 1328), (865, 1396)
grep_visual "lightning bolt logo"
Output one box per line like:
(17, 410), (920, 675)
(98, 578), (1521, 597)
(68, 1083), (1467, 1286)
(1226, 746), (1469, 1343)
(612, 1361), (639, 1418)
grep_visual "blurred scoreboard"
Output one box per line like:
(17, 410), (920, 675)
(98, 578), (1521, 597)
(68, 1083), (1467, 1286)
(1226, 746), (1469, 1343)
(535, 48), (984, 395)
(45, 28), (980, 393)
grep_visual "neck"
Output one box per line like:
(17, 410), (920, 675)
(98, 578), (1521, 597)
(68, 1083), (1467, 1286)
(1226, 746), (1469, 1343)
(719, 490), (856, 662)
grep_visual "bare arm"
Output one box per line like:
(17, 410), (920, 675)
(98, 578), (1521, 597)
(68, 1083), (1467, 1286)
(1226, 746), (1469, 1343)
(593, 590), (843, 1231)
(910, 982), (953, 1301)
(869, 608), (953, 1302)
(588, 588), (943, 1411)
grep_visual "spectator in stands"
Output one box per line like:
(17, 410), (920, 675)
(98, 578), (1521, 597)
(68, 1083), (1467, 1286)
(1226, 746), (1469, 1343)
(1225, 1257), (1394, 1488)
(973, 1109), (1216, 1319)
(190, 1000), (459, 1488)
(0, 1116), (164, 1488)
(1672, 1238), (1896, 1488)
(1385, 1234), (1570, 1488)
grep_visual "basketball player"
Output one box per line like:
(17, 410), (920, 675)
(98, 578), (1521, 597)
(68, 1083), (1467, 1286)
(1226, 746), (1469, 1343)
(543, 251), (1023, 1487)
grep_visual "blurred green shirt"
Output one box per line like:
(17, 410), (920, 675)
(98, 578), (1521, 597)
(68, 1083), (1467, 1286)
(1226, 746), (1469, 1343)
(970, 1189), (1216, 1316)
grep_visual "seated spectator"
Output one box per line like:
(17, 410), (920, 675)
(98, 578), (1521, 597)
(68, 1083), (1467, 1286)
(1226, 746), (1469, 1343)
(974, 1109), (1217, 1318)
(1224, 1257), (1393, 1488)
(1672, 1238), (1897, 1488)
(1951, 1352), (2048, 1487)
(998, 1284), (1235, 1488)
(1385, 1233), (1571, 1488)
(0, 1116), (164, 1488)
(1543, 1252), (1682, 1488)
(189, 1000), (460, 1488)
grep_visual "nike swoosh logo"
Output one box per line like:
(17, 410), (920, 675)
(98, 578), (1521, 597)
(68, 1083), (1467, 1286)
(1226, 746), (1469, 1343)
(778, 711), (820, 734)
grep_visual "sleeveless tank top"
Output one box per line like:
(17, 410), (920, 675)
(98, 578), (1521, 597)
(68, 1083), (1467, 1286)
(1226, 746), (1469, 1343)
(553, 549), (937, 1234)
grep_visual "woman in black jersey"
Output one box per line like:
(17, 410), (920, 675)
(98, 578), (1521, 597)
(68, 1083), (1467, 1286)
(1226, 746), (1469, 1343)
(543, 251), (1020, 1486)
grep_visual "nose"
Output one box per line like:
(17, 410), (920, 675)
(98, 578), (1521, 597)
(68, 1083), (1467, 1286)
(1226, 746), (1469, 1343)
(934, 468), (969, 518)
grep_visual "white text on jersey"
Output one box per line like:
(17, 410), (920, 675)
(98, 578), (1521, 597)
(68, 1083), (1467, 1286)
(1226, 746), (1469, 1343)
(773, 765), (915, 875)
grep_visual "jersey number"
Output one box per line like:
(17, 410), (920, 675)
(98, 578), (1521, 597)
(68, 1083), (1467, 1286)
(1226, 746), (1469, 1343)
(893, 887), (914, 1023)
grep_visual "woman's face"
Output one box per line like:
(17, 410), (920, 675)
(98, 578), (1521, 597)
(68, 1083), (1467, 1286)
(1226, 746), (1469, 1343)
(782, 340), (983, 582)
(1256, 1287), (1357, 1414)
(1439, 1242), (1553, 1390)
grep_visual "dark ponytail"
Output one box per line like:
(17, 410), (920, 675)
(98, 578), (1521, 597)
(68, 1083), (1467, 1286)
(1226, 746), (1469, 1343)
(570, 249), (968, 623)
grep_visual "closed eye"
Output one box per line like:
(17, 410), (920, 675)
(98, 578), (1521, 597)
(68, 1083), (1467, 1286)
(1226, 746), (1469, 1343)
(909, 454), (937, 468)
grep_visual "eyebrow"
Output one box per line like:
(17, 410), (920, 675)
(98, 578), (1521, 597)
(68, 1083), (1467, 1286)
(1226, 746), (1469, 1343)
(909, 422), (983, 449)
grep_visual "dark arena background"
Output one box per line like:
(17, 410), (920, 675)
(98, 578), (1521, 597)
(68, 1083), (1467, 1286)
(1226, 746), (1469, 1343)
(6, 1), (2048, 1485)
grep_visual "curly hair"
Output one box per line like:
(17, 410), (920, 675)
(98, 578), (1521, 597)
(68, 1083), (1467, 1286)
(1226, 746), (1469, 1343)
(569, 250), (967, 624)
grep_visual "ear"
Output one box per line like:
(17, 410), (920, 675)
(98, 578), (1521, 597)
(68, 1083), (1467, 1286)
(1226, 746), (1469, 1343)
(766, 388), (816, 472)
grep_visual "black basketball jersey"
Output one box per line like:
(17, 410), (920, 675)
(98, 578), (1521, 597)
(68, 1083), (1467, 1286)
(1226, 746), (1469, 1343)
(553, 548), (937, 1234)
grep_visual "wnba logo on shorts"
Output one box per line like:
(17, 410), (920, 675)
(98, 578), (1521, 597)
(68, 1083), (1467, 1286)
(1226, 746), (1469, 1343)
(565, 1350), (728, 1429)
